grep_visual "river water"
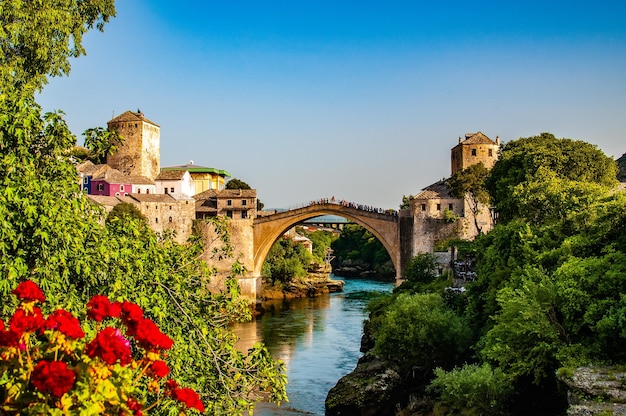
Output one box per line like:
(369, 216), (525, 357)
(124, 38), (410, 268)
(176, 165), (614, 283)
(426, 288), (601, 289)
(232, 276), (394, 416)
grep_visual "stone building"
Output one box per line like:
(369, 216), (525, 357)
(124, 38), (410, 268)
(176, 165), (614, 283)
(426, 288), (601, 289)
(118, 194), (196, 244)
(450, 132), (500, 175)
(194, 189), (257, 220)
(107, 110), (161, 181)
(410, 132), (501, 253)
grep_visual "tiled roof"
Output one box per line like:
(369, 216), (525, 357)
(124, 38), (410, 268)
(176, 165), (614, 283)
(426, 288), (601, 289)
(156, 170), (188, 180)
(92, 166), (129, 184)
(86, 195), (123, 207)
(108, 110), (159, 127)
(218, 189), (257, 198)
(127, 175), (155, 185)
(77, 161), (107, 176)
(193, 189), (218, 200)
(460, 132), (496, 145)
(414, 180), (454, 200)
(126, 194), (177, 203)
(195, 198), (217, 212)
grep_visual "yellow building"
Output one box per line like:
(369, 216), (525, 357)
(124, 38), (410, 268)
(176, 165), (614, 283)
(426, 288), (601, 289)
(160, 162), (231, 195)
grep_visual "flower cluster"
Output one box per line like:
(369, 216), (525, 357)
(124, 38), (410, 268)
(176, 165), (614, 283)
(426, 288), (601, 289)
(0, 280), (205, 414)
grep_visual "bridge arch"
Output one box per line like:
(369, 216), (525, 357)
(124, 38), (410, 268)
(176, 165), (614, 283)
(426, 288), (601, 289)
(253, 203), (401, 280)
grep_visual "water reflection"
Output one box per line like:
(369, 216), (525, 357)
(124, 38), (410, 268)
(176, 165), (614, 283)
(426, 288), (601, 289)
(232, 277), (394, 416)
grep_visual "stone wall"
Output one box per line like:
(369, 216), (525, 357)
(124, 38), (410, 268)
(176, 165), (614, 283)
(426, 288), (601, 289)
(196, 217), (258, 300)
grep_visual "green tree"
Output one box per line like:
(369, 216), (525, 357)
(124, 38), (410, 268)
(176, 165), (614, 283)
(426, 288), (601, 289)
(106, 202), (147, 224)
(428, 363), (512, 416)
(331, 224), (393, 278)
(0, 2), (287, 414)
(399, 194), (413, 210)
(226, 178), (251, 189)
(83, 126), (123, 164)
(447, 162), (491, 234)
(262, 237), (312, 285)
(486, 133), (617, 222)
(372, 293), (471, 373)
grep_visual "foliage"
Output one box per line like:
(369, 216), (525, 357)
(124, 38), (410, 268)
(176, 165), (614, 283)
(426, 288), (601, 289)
(372, 293), (471, 372)
(297, 227), (338, 263)
(106, 202), (147, 224)
(447, 162), (491, 233)
(83, 127), (123, 164)
(401, 252), (440, 284)
(1, 281), (204, 415)
(486, 133), (617, 223)
(428, 363), (512, 416)
(617, 153), (626, 182)
(0, 2), (287, 414)
(399, 194), (413, 210)
(331, 224), (393, 277)
(0, 0), (116, 94)
(225, 178), (251, 189)
(262, 237), (312, 286)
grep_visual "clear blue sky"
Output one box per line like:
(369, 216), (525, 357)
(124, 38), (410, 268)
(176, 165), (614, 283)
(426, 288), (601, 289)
(38, 0), (626, 210)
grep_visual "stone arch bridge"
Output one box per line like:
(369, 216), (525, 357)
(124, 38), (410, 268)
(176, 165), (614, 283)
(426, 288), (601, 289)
(252, 202), (414, 283)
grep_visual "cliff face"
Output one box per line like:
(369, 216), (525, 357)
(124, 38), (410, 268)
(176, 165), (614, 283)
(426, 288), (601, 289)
(559, 366), (626, 415)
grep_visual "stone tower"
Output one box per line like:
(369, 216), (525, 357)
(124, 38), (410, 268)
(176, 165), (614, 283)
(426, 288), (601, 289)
(107, 110), (160, 181)
(450, 132), (500, 175)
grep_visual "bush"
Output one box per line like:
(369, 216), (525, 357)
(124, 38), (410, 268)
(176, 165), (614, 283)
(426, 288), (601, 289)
(372, 293), (471, 372)
(428, 363), (512, 416)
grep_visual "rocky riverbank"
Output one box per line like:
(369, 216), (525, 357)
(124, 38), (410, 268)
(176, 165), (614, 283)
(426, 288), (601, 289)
(260, 264), (344, 301)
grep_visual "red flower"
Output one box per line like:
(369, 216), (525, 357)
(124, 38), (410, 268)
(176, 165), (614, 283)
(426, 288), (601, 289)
(172, 387), (205, 413)
(9, 307), (45, 336)
(119, 301), (144, 327)
(0, 319), (20, 347)
(126, 397), (143, 416)
(86, 295), (121, 322)
(165, 378), (179, 391)
(150, 360), (170, 378)
(85, 327), (132, 365)
(132, 318), (173, 350)
(31, 360), (76, 397)
(45, 309), (85, 339)
(12, 280), (45, 303)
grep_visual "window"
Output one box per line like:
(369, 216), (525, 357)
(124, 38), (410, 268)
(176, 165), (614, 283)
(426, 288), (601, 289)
(449, 203), (453, 210)
(146, 189), (150, 194)
(169, 217), (173, 223)
(242, 199), (247, 206)
(488, 149), (493, 157)
(436, 203), (441, 211)
(83, 177), (89, 184)
(242, 210), (248, 219)
(226, 210), (233, 218)
(421, 203), (426, 211)
(170, 187), (174, 193)
(155, 218), (158, 224)
(471, 149), (477, 156)
(97, 183), (104, 191)
(227, 200), (232, 206)
(120, 185), (125, 192)
(165, 188), (168, 194)
(169, 205), (172, 210)
(137, 189), (141, 194)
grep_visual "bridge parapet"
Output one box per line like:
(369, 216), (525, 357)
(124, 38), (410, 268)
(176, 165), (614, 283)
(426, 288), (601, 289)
(255, 202), (398, 224)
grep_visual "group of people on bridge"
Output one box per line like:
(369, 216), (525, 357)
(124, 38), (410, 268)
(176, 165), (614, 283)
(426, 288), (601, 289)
(308, 197), (398, 216)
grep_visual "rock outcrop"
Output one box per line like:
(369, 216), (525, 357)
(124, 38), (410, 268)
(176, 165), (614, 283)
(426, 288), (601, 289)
(325, 353), (404, 416)
(560, 366), (626, 415)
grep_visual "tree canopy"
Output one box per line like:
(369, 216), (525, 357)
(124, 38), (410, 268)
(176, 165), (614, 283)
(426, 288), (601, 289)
(0, 2), (286, 414)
